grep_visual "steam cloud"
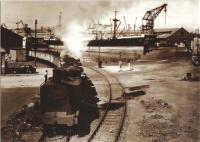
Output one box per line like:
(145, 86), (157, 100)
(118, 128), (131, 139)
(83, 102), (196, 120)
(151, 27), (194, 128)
(61, 0), (135, 59)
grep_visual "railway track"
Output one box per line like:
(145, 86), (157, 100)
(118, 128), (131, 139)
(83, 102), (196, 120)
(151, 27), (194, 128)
(85, 66), (127, 142)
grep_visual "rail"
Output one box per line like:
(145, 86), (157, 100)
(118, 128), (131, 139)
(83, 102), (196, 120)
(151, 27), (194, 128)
(107, 71), (127, 142)
(85, 66), (127, 142)
(114, 93), (127, 142)
(86, 66), (112, 142)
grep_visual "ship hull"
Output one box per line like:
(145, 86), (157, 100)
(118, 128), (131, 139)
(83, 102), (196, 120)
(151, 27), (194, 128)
(87, 37), (144, 47)
(87, 34), (156, 47)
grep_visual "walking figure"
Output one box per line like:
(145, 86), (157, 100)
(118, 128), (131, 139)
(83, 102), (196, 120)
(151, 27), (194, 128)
(44, 70), (48, 82)
(119, 60), (122, 72)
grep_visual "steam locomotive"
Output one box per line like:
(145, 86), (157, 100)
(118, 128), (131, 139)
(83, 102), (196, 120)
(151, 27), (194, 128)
(40, 55), (84, 130)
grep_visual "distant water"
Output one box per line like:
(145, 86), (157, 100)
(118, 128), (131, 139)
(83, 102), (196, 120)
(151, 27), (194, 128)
(84, 46), (144, 52)
(82, 46), (144, 63)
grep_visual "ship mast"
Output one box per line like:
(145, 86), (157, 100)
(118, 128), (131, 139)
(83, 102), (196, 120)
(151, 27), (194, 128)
(112, 10), (119, 39)
(59, 12), (62, 32)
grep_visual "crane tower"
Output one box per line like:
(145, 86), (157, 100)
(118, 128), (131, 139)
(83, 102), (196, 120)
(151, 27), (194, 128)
(141, 3), (167, 34)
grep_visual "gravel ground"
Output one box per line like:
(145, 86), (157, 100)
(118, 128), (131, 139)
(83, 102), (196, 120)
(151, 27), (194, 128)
(103, 47), (200, 142)
(1, 61), (53, 128)
(1, 87), (39, 128)
(1, 68), (53, 88)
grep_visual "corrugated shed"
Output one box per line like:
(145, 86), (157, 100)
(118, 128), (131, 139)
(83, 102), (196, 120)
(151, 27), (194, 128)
(155, 28), (180, 34)
(155, 28), (180, 39)
(157, 33), (171, 39)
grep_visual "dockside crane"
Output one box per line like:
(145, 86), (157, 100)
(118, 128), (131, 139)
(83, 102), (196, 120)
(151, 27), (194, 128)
(16, 20), (25, 34)
(141, 3), (167, 34)
(15, 20), (32, 37)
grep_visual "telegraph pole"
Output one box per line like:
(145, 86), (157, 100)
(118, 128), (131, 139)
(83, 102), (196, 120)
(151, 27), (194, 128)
(34, 19), (37, 67)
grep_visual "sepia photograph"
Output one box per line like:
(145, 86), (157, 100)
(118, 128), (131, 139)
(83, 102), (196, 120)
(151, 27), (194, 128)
(1, 0), (200, 141)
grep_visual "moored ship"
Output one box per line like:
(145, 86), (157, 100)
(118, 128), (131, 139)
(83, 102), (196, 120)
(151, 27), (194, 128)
(87, 4), (167, 51)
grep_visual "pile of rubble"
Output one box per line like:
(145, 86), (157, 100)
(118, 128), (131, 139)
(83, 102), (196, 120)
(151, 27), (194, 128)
(137, 98), (178, 141)
(137, 97), (199, 141)
(140, 98), (171, 113)
(138, 118), (180, 141)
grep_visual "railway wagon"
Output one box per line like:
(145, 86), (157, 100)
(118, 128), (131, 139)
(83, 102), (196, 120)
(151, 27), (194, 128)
(28, 50), (60, 67)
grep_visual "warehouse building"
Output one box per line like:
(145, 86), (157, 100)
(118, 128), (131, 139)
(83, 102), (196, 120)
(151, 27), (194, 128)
(1, 26), (23, 49)
(0, 48), (6, 74)
(155, 27), (192, 47)
(1, 26), (27, 62)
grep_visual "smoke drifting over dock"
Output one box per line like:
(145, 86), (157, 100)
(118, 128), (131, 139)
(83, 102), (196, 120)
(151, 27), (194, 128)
(60, 1), (134, 59)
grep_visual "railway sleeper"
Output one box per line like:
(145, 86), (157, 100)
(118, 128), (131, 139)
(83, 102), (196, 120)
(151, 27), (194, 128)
(104, 118), (121, 121)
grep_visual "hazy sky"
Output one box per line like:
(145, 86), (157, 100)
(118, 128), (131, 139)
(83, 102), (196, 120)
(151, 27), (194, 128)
(1, 0), (200, 32)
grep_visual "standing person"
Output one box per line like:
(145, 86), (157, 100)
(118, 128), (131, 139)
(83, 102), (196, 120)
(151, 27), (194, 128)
(128, 60), (132, 71)
(119, 60), (122, 72)
(44, 70), (48, 82)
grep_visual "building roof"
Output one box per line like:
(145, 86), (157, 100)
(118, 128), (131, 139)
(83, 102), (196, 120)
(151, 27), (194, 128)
(1, 26), (23, 49)
(154, 28), (180, 33)
(155, 27), (187, 39)
(0, 48), (6, 53)
(1, 26), (23, 38)
(156, 33), (171, 39)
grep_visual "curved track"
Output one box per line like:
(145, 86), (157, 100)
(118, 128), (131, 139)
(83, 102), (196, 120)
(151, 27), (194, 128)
(85, 66), (127, 142)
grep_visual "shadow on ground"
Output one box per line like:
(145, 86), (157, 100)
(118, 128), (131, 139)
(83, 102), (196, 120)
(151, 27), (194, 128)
(1, 75), (100, 141)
